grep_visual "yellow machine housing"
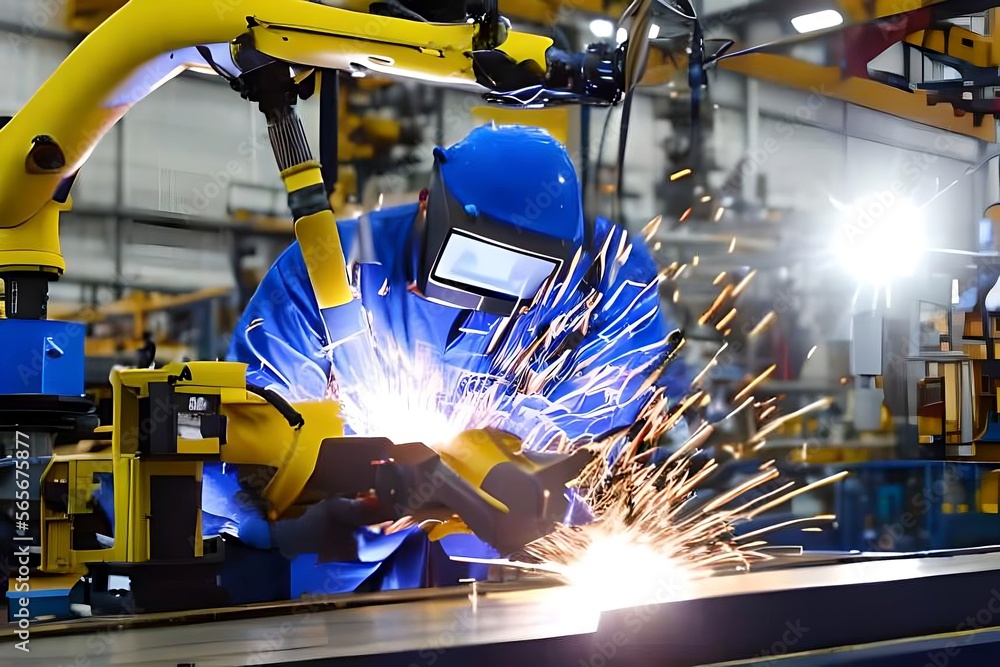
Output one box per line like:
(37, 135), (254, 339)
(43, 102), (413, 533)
(33, 361), (583, 581)
(37, 361), (345, 574)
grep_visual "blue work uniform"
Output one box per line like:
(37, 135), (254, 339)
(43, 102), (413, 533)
(209, 202), (688, 593)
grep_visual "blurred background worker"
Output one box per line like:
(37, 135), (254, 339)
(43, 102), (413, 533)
(209, 124), (689, 593)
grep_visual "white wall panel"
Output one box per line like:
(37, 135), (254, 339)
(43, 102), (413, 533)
(0, 34), (68, 114)
(60, 215), (115, 281)
(845, 105), (981, 161)
(125, 77), (273, 217)
(756, 118), (844, 211)
(72, 125), (119, 208)
(713, 107), (747, 173)
(757, 82), (847, 132)
(0, 0), (68, 32)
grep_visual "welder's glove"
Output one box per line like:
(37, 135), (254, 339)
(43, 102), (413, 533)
(271, 495), (395, 562)
(237, 512), (274, 550)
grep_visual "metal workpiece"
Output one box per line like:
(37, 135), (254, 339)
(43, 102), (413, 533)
(8, 550), (1000, 665)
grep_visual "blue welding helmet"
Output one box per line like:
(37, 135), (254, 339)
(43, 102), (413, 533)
(415, 124), (585, 317)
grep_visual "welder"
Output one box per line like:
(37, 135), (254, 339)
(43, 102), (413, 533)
(210, 123), (689, 592)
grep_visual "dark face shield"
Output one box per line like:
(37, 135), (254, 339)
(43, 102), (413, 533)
(416, 164), (576, 317)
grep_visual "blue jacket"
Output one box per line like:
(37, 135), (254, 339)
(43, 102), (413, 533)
(211, 203), (688, 592)
(230, 203), (686, 438)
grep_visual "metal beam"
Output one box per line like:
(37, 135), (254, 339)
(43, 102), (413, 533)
(719, 52), (996, 141)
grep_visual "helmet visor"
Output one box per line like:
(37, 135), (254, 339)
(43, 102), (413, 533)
(418, 162), (573, 316)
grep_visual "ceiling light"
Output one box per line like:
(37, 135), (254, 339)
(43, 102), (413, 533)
(590, 19), (614, 38)
(614, 24), (660, 43)
(791, 9), (843, 34)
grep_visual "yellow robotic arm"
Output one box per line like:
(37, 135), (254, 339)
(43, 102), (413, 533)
(5, 1), (630, 583)
(0, 0), (550, 231)
(0, 0), (626, 327)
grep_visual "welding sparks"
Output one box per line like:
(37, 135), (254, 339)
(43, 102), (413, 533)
(642, 215), (663, 241)
(734, 363), (777, 404)
(306, 196), (847, 607)
(544, 531), (692, 610)
(732, 270), (757, 298)
(329, 339), (497, 447)
(752, 398), (834, 444)
(699, 284), (734, 326)
(749, 311), (777, 338)
(670, 168), (693, 181)
(318, 220), (678, 452)
(715, 308), (738, 331)
(517, 394), (844, 609)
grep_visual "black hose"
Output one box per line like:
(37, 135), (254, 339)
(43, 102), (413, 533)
(246, 384), (305, 430)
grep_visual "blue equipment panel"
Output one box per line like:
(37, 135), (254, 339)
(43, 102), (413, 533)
(0, 320), (85, 396)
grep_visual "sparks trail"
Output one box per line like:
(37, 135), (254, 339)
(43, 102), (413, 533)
(511, 226), (846, 594)
(310, 207), (842, 587)
(322, 218), (683, 451)
(519, 394), (846, 591)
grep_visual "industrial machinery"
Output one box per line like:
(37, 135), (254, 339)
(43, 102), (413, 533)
(22, 360), (592, 616)
(904, 246), (1000, 459)
(0, 0), (662, 621)
(714, 1), (1000, 142)
(840, 203), (1000, 463)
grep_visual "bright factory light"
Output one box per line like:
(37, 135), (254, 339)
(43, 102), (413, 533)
(833, 195), (926, 285)
(613, 24), (660, 44)
(590, 19), (614, 38)
(791, 9), (844, 33)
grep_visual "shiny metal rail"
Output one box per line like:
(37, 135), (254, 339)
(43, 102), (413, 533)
(5, 549), (1000, 666)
